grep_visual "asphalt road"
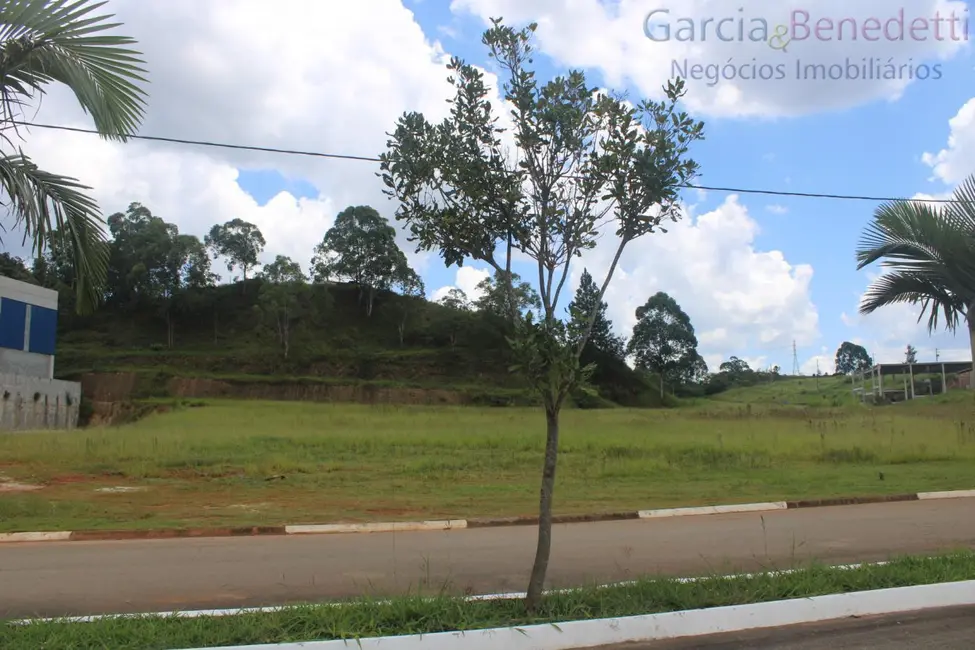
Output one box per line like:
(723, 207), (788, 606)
(1, 499), (974, 618)
(600, 605), (975, 649)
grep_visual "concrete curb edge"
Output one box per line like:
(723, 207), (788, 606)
(181, 579), (975, 650)
(0, 488), (969, 544)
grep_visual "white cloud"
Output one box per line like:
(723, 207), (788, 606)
(450, 0), (969, 118)
(10, 0), (517, 276)
(568, 194), (819, 371)
(766, 204), (789, 214)
(430, 266), (492, 302)
(922, 96), (975, 185)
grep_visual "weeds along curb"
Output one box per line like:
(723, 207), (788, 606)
(176, 579), (975, 650)
(1, 489), (971, 544)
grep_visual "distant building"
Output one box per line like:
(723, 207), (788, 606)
(0, 276), (79, 430)
(0, 276), (59, 378)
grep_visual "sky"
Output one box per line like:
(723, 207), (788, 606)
(5, 0), (975, 375)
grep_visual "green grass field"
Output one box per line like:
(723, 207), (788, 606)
(1, 393), (974, 532)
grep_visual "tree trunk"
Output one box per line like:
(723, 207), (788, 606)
(659, 375), (664, 399)
(166, 309), (174, 349)
(366, 288), (375, 317)
(969, 309), (975, 390)
(525, 401), (561, 611)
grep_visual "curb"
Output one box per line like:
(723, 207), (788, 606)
(0, 489), (968, 544)
(173, 579), (975, 650)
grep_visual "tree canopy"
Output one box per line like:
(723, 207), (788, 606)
(834, 341), (872, 375)
(473, 271), (540, 319)
(627, 291), (703, 397)
(567, 269), (626, 361)
(205, 219), (266, 282)
(310, 205), (417, 316)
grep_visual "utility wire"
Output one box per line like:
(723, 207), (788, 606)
(11, 120), (962, 204)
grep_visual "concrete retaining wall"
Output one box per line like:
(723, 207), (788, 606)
(0, 373), (80, 431)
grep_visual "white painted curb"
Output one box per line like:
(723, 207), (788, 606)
(0, 531), (71, 543)
(638, 501), (787, 518)
(1, 490), (973, 544)
(285, 520), (465, 535)
(918, 489), (975, 500)
(176, 579), (975, 650)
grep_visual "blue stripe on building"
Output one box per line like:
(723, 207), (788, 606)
(0, 297), (27, 350)
(28, 305), (57, 355)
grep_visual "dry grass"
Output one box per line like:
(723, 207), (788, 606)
(1, 397), (974, 532)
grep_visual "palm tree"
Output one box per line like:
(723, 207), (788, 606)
(855, 174), (975, 389)
(0, 0), (148, 313)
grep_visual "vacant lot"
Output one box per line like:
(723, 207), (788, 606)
(1, 398), (974, 532)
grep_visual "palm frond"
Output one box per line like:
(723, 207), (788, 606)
(858, 269), (966, 334)
(856, 198), (975, 296)
(0, 0), (148, 139)
(0, 152), (107, 313)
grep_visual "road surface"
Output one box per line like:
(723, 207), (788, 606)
(599, 605), (975, 648)
(1, 499), (973, 618)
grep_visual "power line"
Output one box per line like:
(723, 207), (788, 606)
(10, 120), (963, 205)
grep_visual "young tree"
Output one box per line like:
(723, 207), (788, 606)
(473, 271), (540, 319)
(905, 344), (918, 364)
(205, 219), (266, 282)
(627, 292), (700, 398)
(835, 341), (873, 375)
(379, 19), (703, 610)
(311, 205), (415, 316)
(567, 268), (626, 360)
(257, 255), (307, 359)
(0, 1), (148, 315)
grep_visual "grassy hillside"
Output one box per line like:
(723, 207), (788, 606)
(700, 372), (974, 409)
(54, 279), (663, 409)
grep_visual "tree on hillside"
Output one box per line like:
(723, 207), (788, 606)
(473, 271), (540, 319)
(105, 203), (178, 303)
(257, 255), (307, 359)
(627, 292), (701, 397)
(0, 0), (148, 314)
(855, 175), (975, 389)
(834, 341), (873, 375)
(905, 344), (918, 364)
(567, 269), (626, 360)
(158, 232), (213, 348)
(0, 253), (36, 283)
(311, 205), (416, 317)
(205, 219), (266, 282)
(437, 287), (471, 312)
(385, 266), (426, 346)
(719, 356), (753, 382)
(379, 17), (704, 610)
(434, 287), (471, 346)
(104, 203), (211, 346)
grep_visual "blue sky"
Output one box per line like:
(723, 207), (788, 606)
(17, 0), (972, 375)
(225, 1), (973, 373)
